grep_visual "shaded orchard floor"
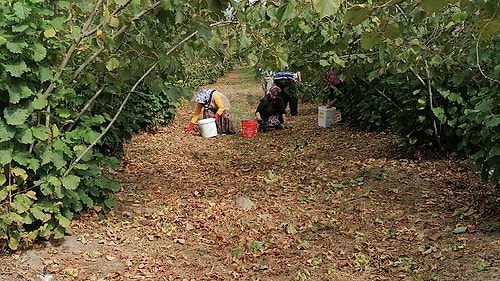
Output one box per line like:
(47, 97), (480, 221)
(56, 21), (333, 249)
(1, 69), (499, 281)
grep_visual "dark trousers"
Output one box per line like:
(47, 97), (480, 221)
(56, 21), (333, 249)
(280, 93), (298, 116)
(275, 80), (298, 116)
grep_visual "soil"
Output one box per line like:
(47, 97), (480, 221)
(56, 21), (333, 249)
(1, 69), (499, 281)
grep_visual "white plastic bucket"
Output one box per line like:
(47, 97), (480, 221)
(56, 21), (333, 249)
(198, 118), (217, 138)
(318, 106), (336, 127)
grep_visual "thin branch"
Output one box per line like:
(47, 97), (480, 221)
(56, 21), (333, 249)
(424, 60), (441, 148)
(66, 84), (108, 132)
(409, 67), (426, 87)
(475, 34), (500, 84)
(360, 78), (404, 112)
(63, 61), (158, 177)
(82, 0), (134, 38)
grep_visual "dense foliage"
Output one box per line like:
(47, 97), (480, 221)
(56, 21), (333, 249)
(235, 0), (499, 184)
(0, 0), (237, 250)
(0, 0), (498, 250)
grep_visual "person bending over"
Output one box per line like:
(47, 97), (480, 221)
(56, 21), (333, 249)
(255, 86), (291, 131)
(185, 88), (236, 135)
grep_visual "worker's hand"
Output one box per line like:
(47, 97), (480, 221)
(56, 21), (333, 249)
(214, 113), (220, 121)
(281, 123), (292, 129)
(185, 122), (194, 133)
(257, 118), (264, 125)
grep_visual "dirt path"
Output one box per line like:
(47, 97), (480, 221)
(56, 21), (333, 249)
(1, 69), (499, 281)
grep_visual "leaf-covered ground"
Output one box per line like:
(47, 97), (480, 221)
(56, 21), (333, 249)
(1, 69), (499, 281)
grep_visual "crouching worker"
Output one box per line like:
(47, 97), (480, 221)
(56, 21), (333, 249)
(255, 86), (291, 131)
(185, 88), (237, 135)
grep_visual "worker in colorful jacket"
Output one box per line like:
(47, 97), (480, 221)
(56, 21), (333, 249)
(185, 88), (236, 135)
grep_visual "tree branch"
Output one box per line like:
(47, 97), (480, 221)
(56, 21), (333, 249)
(63, 61), (158, 177)
(359, 78), (404, 112)
(424, 60), (441, 148)
(475, 35), (500, 84)
(66, 84), (108, 132)
(82, 0), (134, 38)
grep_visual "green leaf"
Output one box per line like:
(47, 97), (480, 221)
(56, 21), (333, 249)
(106, 57), (120, 71)
(175, 10), (184, 24)
(13, 194), (33, 213)
(0, 186), (8, 200)
(39, 66), (53, 82)
(197, 25), (213, 40)
(0, 173), (5, 186)
(32, 95), (48, 110)
(39, 147), (53, 166)
(383, 21), (401, 39)
(332, 54), (346, 67)
(417, 98), (426, 110)
(432, 107), (446, 123)
(312, 0), (340, 18)
(239, 33), (251, 48)
(56, 213), (71, 228)
(7, 83), (34, 104)
(18, 127), (34, 144)
(62, 175), (81, 190)
(108, 16), (120, 28)
(9, 236), (19, 250)
(56, 108), (72, 118)
(51, 124), (60, 138)
(12, 25), (29, 33)
(13, 2), (31, 19)
(277, 0), (296, 21)
(104, 197), (116, 208)
(11, 167), (28, 181)
(485, 117), (500, 128)
(264, 170), (278, 184)
(6, 41), (28, 54)
(32, 43), (47, 62)
(83, 130), (100, 143)
(453, 226), (467, 234)
(44, 27), (56, 38)
(54, 226), (65, 239)
(13, 152), (39, 172)
(489, 144), (500, 157)
(78, 190), (94, 208)
(343, 5), (371, 26)
(0, 147), (13, 166)
(420, 0), (448, 13)
(8, 89), (21, 105)
(0, 36), (7, 45)
(0, 120), (15, 142)
(31, 205), (49, 221)
(51, 16), (67, 30)
(32, 126), (50, 141)
(5, 61), (30, 77)
(10, 84), (35, 101)
(360, 31), (379, 50)
(52, 151), (67, 170)
(4, 105), (32, 125)
(231, 247), (244, 257)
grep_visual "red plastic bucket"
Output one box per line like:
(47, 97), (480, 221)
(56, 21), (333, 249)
(241, 119), (258, 138)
